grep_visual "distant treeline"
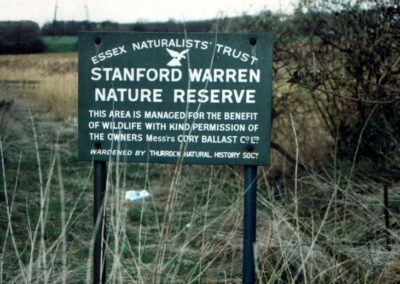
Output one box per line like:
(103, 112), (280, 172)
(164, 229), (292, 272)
(0, 19), (215, 54)
(1, 6), (397, 54)
(41, 19), (215, 35)
(0, 21), (45, 54)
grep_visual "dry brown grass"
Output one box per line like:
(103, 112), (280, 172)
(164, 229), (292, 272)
(270, 61), (333, 170)
(0, 53), (78, 117)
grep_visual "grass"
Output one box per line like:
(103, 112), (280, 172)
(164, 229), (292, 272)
(0, 53), (399, 283)
(43, 36), (78, 53)
(0, 53), (77, 118)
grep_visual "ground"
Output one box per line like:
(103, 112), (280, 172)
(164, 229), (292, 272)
(0, 52), (399, 283)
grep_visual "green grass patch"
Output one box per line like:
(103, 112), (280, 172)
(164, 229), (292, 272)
(43, 36), (78, 53)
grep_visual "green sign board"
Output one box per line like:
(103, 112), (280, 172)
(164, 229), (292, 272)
(78, 32), (273, 165)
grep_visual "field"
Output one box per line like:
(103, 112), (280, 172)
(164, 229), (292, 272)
(0, 53), (77, 117)
(0, 53), (399, 283)
(43, 36), (78, 53)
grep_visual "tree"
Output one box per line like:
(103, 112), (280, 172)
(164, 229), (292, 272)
(288, 0), (400, 180)
(41, 21), (96, 36)
(0, 21), (45, 54)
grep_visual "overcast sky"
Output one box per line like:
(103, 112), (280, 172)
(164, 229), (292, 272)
(0, 0), (297, 26)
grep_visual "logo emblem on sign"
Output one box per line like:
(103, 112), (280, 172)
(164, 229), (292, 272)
(166, 48), (189, 67)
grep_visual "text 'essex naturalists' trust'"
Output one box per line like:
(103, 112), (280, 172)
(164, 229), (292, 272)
(91, 38), (259, 66)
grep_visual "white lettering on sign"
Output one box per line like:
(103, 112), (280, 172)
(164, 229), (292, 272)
(188, 68), (260, 83)
(215, 43), (258, 65)
(91, 67), (182, 82)
(95, 88), (163, 102)
(168, 123), (246, 132)
(201, 135), (238, 144)
(79, 33), (272, 165)
(130, 40), (259, 66)
(90, 149), (133, 156)
(144, 111), (185, 119)
(89, 110), (107, 118)
(214, 152), (241, 159)
(149, 150), (212, 158)
(224, 112), (258, 120)
(101, 121), (142, 130)
(132, 38), (210, 51)
(145, 122), (167, 130)
(90, 67), (259, 83)
(173, 89), (255, 104)
(109, 110), (131, 118)
(107, 133), (143, 142)
(146, 134), (175, 143)
(91, 45), (127, 64)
